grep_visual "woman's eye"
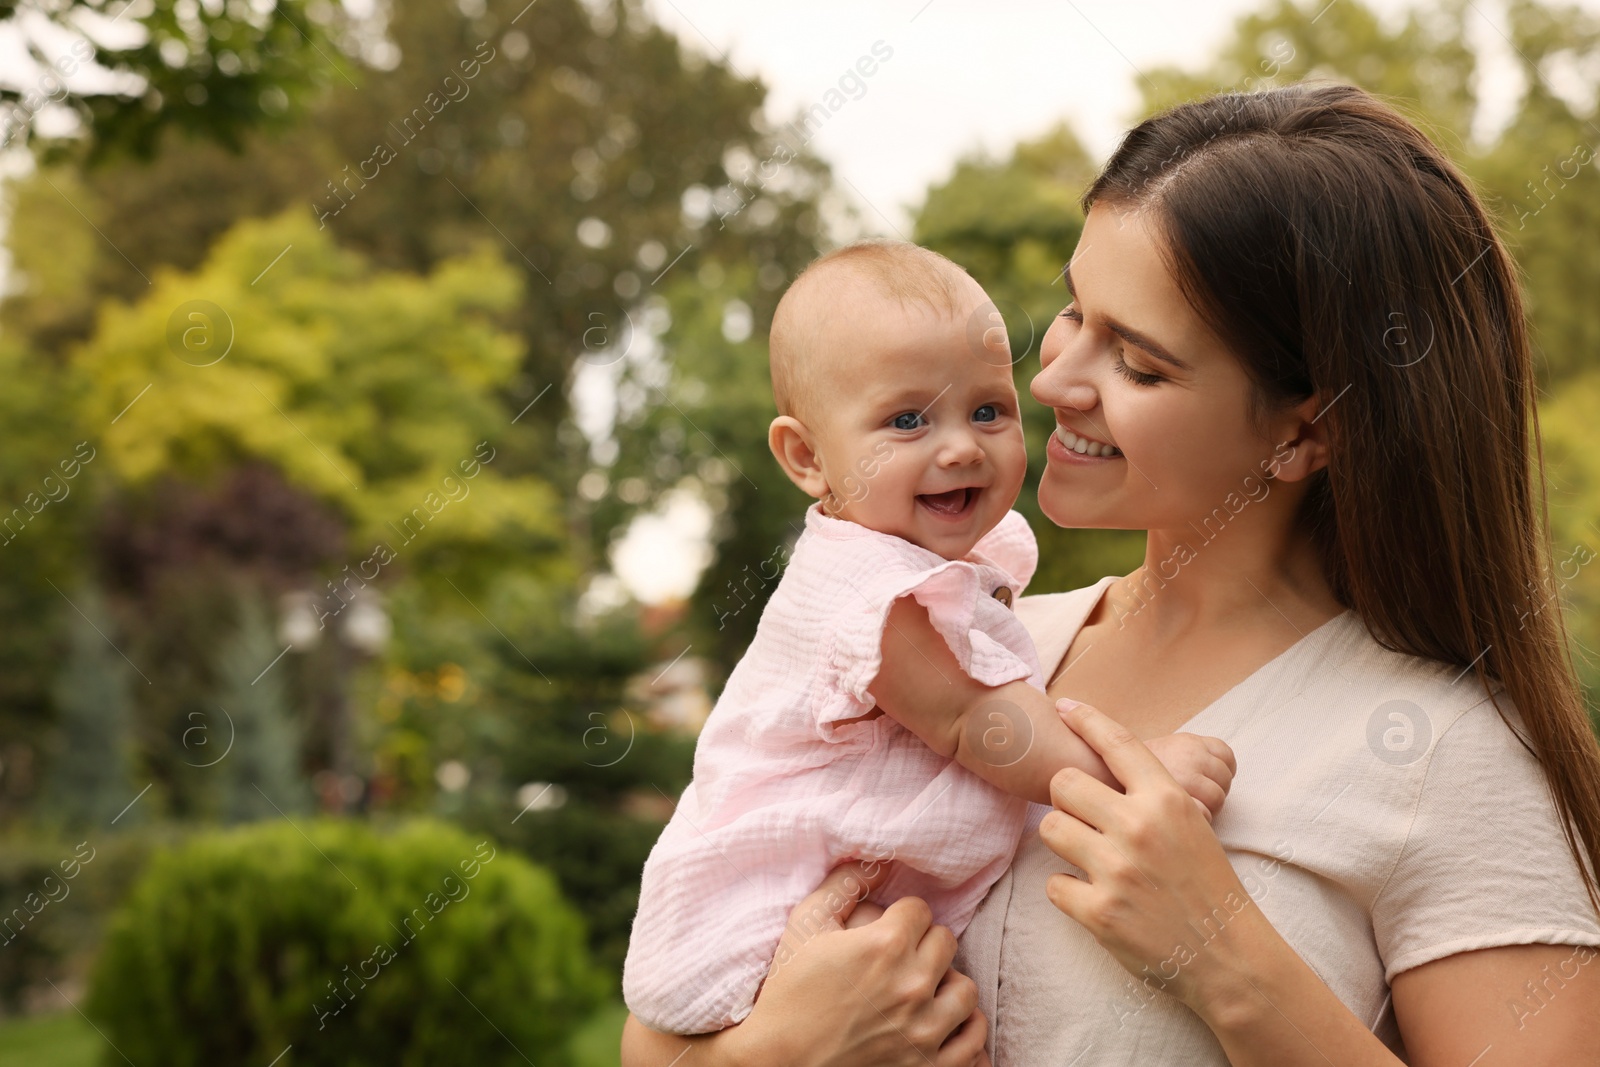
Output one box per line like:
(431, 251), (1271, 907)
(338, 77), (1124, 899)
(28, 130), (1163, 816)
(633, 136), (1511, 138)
(1059, 305), (1083, 323)
(891, 412), (926, 431)
(1112, 352), (1164, 387)
(973, 405), (998, 423)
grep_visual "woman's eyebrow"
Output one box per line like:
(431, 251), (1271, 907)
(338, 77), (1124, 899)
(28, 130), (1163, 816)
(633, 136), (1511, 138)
(1060, 262), (1192, 372)
(1105, 321), (1192, 372)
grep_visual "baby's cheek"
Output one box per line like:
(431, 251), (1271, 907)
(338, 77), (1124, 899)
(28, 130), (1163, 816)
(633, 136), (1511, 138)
(995, 431), (1030, 495)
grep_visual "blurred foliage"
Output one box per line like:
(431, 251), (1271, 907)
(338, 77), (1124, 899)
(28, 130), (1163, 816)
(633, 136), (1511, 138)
(0, 339), (92, 798)
(212, 592), (311, 822)
(87, 819), (606, 1066)
(0, 829), (163, 1015)
(37, 585), (135, 828)
(74, 209), (552, 551)
(3, 0), (358, 160)
(1540, 378), (1600, 699)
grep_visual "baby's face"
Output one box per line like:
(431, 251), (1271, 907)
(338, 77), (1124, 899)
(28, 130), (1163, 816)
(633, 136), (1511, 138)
(806, 288), (1027, 560)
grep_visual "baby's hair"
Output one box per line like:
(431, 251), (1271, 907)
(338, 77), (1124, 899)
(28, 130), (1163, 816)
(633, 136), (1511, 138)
(769, 240), (975, 420)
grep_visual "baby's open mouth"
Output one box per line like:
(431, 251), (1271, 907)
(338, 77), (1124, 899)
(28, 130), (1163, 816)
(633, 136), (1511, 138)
(916, 487), (980, 519)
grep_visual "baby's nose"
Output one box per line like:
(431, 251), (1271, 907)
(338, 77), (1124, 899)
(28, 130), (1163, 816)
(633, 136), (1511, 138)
(938, 429), (985, 466)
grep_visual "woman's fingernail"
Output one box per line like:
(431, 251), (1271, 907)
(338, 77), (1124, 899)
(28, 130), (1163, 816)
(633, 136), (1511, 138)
(1056, 698), (1081, 712)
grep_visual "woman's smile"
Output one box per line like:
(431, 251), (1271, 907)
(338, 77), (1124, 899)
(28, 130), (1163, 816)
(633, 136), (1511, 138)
(1051, 425), (1122, 459)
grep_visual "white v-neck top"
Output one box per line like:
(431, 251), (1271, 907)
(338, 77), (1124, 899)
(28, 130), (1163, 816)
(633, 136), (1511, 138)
(952, 579), (1600, 1064)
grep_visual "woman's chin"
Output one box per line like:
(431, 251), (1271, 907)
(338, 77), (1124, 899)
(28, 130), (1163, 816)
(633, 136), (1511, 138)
(1038, 477), (1120, 530)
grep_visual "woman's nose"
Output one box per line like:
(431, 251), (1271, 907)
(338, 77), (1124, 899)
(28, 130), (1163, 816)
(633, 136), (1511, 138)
(1032, 325), (1099, 412)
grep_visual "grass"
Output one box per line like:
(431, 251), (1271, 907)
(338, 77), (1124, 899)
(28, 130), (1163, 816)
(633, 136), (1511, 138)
(0, 1011), (99, 1067)
(0, 1000), (628, 1067)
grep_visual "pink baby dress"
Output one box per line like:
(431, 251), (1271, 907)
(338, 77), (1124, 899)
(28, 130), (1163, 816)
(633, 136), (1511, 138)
(622, 504), (1043, 1035)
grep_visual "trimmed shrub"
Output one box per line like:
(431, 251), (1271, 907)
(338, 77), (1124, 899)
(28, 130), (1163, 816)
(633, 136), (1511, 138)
(86, 819), (608, 1066)
(0, 830), (159, 1014)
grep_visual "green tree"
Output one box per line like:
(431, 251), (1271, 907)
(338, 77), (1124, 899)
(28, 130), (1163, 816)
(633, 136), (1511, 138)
(39, 584), (137, 826)
(5, 0), (831, 533)
(3, 0), (356, 159)
(0, 338), (92, 817)
(1136, 0), (1478, 135)
(73, 209), (555, 560)
(64, 208), (559, 816)
(212, 592), (310, 822)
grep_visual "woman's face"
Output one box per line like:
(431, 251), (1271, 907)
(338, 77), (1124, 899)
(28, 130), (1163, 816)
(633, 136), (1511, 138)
(1032, 202), (1291, 533)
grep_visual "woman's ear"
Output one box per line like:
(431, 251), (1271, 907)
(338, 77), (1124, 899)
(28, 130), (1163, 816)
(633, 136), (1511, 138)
(768, 416), (831, 500)
(1266, 395), (1332, 483)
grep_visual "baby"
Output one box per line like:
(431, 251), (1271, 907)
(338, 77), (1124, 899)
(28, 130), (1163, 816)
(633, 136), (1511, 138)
(623, 240), (1234, 1036)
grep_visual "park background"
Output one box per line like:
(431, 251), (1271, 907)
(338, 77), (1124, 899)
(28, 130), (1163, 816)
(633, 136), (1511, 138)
(1, 0), (1598, 1062)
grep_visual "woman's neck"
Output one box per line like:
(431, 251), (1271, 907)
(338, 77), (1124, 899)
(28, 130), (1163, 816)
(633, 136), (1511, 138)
(1103, 505), (1343, 647)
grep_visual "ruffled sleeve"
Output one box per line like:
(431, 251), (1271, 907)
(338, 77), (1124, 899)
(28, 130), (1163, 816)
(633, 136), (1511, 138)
(969, 509), (1038, 590)
(806, 510), (1043, 743)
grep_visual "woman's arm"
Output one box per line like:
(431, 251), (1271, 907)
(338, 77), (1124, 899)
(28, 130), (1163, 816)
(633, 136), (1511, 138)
(620, 861), (991, 1067)
(874, 597), (1233, 813)
(1039, 700), (1600, 1065)
(1388, 942), (1600, 1066)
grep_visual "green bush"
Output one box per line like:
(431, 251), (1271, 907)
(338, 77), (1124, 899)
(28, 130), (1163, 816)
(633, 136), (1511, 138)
(0, 830), (160, 1014)
(86, 819), (608, 1066)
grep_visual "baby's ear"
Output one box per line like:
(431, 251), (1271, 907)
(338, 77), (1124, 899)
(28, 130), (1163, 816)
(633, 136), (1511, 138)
(768, 416), (830, 501)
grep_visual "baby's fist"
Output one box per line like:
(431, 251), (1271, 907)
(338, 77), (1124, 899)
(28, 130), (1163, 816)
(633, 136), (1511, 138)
(1145, 732), (1236, 821)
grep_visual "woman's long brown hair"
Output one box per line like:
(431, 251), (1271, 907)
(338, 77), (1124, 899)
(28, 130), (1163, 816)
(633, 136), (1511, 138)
(1086, 82), (1600, 912)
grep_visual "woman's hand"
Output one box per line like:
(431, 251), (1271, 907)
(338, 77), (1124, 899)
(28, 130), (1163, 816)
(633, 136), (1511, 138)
(1040, 699), (1262, 1016)
(621, 859), (991, 1067)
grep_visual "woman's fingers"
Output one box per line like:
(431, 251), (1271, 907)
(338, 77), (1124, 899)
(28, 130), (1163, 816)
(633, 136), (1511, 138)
(1057, 698), (1172, 792)
(932, 966), (979, 1029)
(1037, 804), (1107, 873)
(767, 858), (893, 984)
(814, 858), (892, 929)
(1048, 763), (1125, 831)
(928, 968), (987, 1067)
(910, 911), (960, 976)
(843, 899), (887, 929)
(933, 995), (989, 1067)
(1042, 869), (1094, 923)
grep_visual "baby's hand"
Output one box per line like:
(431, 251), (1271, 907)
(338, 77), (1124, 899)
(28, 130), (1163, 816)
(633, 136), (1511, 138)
(1144, 732), (1236, 822)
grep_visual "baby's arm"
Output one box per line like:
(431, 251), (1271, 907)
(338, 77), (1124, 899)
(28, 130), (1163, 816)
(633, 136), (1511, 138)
(870, 596), (1233, 815)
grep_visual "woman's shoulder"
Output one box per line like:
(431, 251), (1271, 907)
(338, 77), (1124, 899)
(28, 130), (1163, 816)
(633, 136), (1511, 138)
(1322, 612), (1530, 755)
(1014, 577), (1119, 677)
(1014, 576), (1118, 634)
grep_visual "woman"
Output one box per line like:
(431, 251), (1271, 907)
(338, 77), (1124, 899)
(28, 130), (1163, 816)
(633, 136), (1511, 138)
(621, 82), (1600, 1064)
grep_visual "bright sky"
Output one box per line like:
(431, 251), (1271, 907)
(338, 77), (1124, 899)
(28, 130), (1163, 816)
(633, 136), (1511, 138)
(643, 0), (1537, 234)
(608, 0), (1577, 604)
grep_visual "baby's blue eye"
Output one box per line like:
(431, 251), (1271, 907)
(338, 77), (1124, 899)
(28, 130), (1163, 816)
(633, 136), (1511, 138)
(891, 412), (926, 431)
(973, 405), (998, 423)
